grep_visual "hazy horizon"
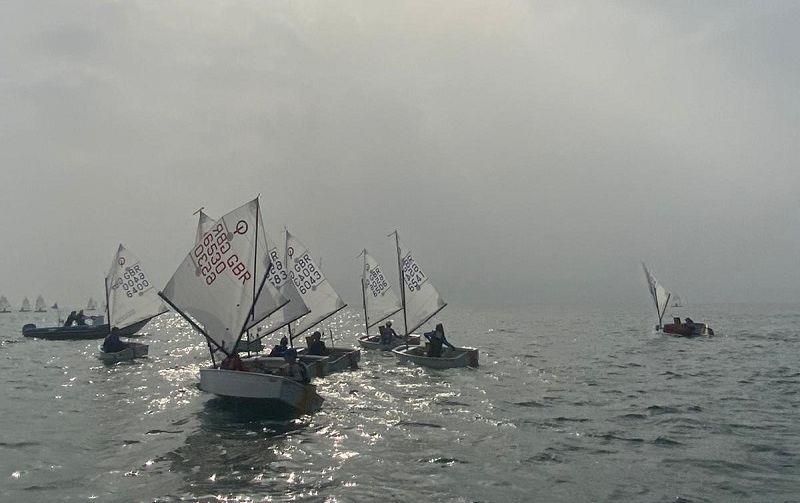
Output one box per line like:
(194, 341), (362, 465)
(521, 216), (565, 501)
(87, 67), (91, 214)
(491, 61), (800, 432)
(2, 1), (798, 310)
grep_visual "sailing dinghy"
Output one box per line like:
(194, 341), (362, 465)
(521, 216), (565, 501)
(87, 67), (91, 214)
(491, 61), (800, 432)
(86, 297), (98, 311)
(356, 249), (412, 349)
(642, 263), (714, 337)
(160, 198), (323, 414)
(19, 297), (31, 312)
(244, 228), (358, 377)
(0, 296), (11, 313)
(97, 244), (168, 362)
(390, 232), (479, 368)
(34, 295), (47, 312)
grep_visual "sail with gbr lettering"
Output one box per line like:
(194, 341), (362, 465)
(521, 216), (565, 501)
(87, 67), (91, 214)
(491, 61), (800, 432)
(106, 244), (168, 330)
(162, 199), (288, 354)
(394, 232), (447, 336)
(250, 229), (310, 338)
(362, 249), (402, 329)
(642, 262), (670, 327)
(285, 229), (346, 338)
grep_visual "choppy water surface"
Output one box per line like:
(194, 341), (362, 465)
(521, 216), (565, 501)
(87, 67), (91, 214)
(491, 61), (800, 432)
(1, 304), (799, 501)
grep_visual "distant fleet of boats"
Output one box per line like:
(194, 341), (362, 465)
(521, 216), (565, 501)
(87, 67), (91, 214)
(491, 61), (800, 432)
(7, 197), (718, 416)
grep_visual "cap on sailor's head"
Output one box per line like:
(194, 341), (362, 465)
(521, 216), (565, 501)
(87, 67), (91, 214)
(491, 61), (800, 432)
(386, 321), (392, 327)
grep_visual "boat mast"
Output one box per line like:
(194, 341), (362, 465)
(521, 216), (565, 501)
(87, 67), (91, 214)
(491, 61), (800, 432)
(360, 249), (369, 338)
(104, 275), (111, 335)
(391, 230), (409, 342)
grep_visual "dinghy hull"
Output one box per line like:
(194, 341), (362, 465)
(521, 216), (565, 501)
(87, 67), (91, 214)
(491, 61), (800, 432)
(393, 345), (479, 369)
(357, 334), (420, 350)
(199, 368), (323, 414)
(97, 342), (148, 363)
(296, 347), (361, 375)
(661, 323), (714, 337)
(22, 319), (150, 340)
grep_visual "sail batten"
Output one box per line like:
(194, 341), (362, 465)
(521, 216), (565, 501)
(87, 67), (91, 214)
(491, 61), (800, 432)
(285, 229), (346, 338)
(106, 244), (168, 330)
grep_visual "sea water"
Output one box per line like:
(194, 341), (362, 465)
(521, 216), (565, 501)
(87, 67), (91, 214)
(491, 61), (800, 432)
(1, 303), (798, 501)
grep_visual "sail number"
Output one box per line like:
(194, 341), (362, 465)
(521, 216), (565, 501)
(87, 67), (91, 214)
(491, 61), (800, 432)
(193, 222), (252, 286)
(366, 265), (390, 297)
(111, 263), (151, 298)
(287, 248), (323, 295)
(401, 253), (428, 292)
(266, 248), (288, 289)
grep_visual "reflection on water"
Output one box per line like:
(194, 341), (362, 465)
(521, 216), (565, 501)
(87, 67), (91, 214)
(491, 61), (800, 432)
(1, 305), (800, 501)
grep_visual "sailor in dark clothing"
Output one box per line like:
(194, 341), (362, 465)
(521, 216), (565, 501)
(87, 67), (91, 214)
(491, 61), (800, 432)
(75, 310), (88, 326)
(307, 331), (328, 356)
(268, 336), (289, 357)
(64, 311), (77, 327)
(424, 323), (455, 357)
(381, 321), (398, 345)
(102, 329), (128, 353)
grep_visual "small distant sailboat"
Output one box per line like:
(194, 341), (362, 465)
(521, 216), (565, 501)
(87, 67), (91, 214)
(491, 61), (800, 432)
(86, 297), (98, 311)
(357, 248), (405, 350)
(390, 232), (479, 368)
(0, 296), (11, 313)
(34, 295), (47, 312)
(642, 263), (714, 337)
(97, 244), (169, 363)
(19, 297), (31, 312)
(160, 198), (323, 414)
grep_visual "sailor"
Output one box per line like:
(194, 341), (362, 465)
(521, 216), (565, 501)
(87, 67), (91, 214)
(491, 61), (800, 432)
(64, 311), (77, 327)
(220, 352), (245, 371)
(381, 321), (398, 345)
(684, 317), (696, 336)
(424, 323), (455, 358)
(278, 349), (309, 383)
(102, 329), (128, 353)
(74, 310), (88, 326)
(268, 336), (289, 357)
(306, 331), (327, 356)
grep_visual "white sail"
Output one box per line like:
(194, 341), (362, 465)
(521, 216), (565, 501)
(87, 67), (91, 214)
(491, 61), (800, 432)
(34, 295), (46, 311)
(196, 210), (216, 244)
(162, 199), (286, 354)
(106, 244), (168, 330)
(250, 229), (310, 337)
(87, 297), (97, 310)
(0, 296), (10, 311)
(395, 233), (447, 335)
(642, 263), (670, 324)
(286, 229), (346, 338)
(672, 294), (683, 307)
(20, 297), (31, 311)
(362, 249), (402, 328)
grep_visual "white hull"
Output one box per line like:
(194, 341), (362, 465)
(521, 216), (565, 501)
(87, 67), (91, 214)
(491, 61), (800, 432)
(199, 368), (323, 414)
(357, 334), (420, 350)
(393, 345), (479, 369)
(97, 342), (148, 363)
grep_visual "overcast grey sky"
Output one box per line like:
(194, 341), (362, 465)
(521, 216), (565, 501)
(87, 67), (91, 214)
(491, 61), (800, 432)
(1, 1), (798, 308)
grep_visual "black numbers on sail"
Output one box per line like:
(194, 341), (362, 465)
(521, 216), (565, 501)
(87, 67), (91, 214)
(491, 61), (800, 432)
(192, 221), (251, 286)
(367, 266), (389, 297)
(401, 253), (427, 292)
(267, 248), (288, 289)
(290, 252), (323, 294)
(113, 263), (152, 298)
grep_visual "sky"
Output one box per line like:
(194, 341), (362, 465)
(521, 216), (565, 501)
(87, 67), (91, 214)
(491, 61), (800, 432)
(1, 1), (798, 309)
